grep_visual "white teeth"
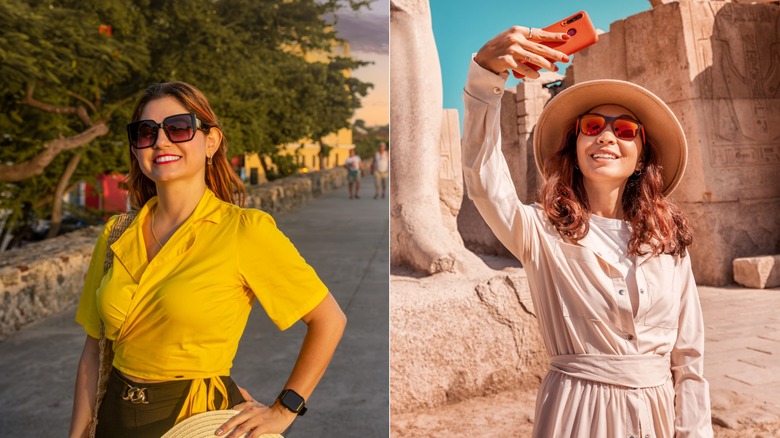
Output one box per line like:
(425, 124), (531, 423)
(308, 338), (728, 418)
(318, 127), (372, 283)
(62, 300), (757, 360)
(592, 153), (617, 159)
(155, 156), (181, 163)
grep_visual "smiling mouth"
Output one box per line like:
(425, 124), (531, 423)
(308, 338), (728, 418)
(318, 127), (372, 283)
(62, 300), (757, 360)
(154, 155), (181, 164)
(591, 153), (619, 160)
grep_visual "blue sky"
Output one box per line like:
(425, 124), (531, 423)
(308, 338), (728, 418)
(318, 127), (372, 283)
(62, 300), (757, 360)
(430, 1), (651, 121)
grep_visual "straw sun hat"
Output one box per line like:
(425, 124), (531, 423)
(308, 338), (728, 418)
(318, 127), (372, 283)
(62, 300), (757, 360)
(533, 79), (688, 196)
(161, 410), (284, 438)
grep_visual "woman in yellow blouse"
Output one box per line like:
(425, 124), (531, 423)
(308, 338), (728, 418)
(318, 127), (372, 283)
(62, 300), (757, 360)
(69, 82), (346, 437)
(462, 27), (712, 437)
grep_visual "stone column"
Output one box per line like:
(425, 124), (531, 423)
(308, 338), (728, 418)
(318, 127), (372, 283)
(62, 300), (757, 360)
(569, 0), (780, 285)
(390, 0), (484, 274)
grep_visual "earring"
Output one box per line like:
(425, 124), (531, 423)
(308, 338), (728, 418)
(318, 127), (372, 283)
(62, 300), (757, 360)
(633, 169), (642, 176)
(207, 155), (213, 166)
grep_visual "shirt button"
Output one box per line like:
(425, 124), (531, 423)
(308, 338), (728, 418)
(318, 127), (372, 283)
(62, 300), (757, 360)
(626, 333), (634, 341)
(492, 87), (502, 94)
(640, 289), (645, 294)
(618, 289), (626, 295)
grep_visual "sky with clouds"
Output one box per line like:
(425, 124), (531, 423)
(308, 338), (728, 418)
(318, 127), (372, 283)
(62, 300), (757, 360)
(334, 0), (389, 126)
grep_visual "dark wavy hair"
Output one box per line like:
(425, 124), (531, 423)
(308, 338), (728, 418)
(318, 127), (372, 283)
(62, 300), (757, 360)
(127, 82), (245, 210)
(539, 124), (692, 257)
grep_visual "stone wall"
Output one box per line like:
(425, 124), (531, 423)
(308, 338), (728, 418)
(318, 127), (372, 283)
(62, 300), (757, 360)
(0, 228), (96, 341)
(0, 168), (346, 340)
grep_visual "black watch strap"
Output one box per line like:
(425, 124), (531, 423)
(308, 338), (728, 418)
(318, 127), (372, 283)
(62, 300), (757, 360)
(276, 389), (307, 416)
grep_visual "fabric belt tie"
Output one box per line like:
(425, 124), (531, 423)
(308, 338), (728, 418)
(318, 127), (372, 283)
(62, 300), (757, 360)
(549, 354), (671, 389)
(175, 377), (230, 425)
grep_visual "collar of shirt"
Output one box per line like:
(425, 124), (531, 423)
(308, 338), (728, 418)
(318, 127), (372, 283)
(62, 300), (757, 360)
(110, 189), (224, 282)
(568, 219), (657, 273)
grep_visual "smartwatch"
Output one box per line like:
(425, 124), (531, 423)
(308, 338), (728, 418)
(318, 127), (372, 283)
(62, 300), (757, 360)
(276, 389), (307, 416)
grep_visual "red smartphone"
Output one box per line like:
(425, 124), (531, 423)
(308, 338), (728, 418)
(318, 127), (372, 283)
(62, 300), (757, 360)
(512, 11), (598, 78)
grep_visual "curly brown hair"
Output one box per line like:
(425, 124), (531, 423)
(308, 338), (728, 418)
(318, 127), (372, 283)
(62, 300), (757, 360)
(126, 82), (245, 210)
(539, 125), (692, 257)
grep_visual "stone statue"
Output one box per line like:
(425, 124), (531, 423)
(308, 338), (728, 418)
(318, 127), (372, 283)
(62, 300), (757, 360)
(389, 0), (484, 274)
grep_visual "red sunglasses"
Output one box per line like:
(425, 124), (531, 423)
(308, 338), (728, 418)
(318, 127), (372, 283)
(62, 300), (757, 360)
(576, 113), (645, 143)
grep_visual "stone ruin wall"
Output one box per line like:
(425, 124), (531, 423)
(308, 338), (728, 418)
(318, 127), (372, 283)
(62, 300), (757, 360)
(0, 168), (347, 340)
(461, 1), (780, 286)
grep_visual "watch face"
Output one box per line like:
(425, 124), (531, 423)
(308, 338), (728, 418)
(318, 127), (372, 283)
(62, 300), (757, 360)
(280, 389), (305, 412)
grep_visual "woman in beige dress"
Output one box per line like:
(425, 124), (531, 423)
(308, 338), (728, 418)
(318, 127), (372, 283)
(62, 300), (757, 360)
(462, 27), (713, 437)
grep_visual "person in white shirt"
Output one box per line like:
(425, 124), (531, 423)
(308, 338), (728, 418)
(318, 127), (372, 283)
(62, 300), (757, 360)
(462, 26), (712, 438)
(372, 142), (389, 199)
(343, 148), (363, 199)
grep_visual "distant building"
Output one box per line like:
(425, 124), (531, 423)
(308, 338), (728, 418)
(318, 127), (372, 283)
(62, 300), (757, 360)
(72, 173), (129, 216)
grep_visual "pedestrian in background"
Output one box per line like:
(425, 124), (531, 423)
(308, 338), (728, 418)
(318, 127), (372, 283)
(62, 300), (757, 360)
(372, 142), (389, 199)
(462, 25), (712, 438)
(344, 148), (363, 199)
(69, 81), (346, 438)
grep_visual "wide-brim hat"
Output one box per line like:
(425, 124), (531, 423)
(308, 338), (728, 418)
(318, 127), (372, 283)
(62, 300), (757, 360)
(161, 410), (284, 438)
(533, 79), (687, 195)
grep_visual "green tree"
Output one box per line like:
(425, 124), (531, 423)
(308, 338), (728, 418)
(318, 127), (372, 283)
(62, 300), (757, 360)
(0, 0), (373, 243)
(308, 56), (372, 169)
(353, 120), (389, 159)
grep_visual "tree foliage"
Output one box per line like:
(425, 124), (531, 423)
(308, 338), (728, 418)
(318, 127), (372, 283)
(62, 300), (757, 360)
(353, 120), (388, 159)
(0, 0), (373, 244)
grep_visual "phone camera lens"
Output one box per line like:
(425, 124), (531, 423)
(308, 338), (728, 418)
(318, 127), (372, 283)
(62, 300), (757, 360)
(567, 28), (577, 36)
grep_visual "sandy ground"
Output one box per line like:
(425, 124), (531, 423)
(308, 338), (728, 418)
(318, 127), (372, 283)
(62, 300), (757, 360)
(392, 387), (780, 437)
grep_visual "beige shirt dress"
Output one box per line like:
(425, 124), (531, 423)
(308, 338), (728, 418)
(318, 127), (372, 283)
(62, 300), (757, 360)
(461, 59), (713, 438)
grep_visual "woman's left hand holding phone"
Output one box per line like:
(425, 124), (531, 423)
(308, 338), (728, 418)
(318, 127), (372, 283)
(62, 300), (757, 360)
(474, 25), (570, 79)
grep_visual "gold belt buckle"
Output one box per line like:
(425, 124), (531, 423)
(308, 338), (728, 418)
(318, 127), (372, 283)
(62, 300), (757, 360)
(121, 385), (149, 404)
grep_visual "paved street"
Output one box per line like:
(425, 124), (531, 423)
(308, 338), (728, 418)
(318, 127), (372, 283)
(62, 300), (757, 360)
(701, 285), (780, 432)
(0, 178), (389, 437)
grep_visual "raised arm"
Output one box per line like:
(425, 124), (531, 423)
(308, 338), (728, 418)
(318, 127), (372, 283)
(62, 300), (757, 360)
(461, 26), (569, 260)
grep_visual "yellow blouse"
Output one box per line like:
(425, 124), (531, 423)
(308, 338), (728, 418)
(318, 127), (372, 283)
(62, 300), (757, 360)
(75, 189), (328, 418)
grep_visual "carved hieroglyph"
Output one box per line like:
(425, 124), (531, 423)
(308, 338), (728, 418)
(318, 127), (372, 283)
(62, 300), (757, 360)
(390, 0), (485, 274)
(704, 4), (780, 200)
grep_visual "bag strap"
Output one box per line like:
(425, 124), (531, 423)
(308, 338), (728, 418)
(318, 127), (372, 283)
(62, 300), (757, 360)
(88, 210), (138, 438)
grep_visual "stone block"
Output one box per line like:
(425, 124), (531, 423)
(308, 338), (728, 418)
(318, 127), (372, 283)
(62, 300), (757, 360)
(733, 255), (780, 289)
(681, 199), (780, 286)
(686, 2), (780, 203)
(390, 266), (545, 414)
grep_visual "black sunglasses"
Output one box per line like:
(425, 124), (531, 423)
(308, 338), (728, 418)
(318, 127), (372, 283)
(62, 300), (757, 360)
(127, 113), (208, 149)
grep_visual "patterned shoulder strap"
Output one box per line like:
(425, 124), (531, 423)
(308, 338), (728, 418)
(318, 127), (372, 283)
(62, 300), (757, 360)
(103, 210), (138, 275)
(89, 209), (138, 438)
